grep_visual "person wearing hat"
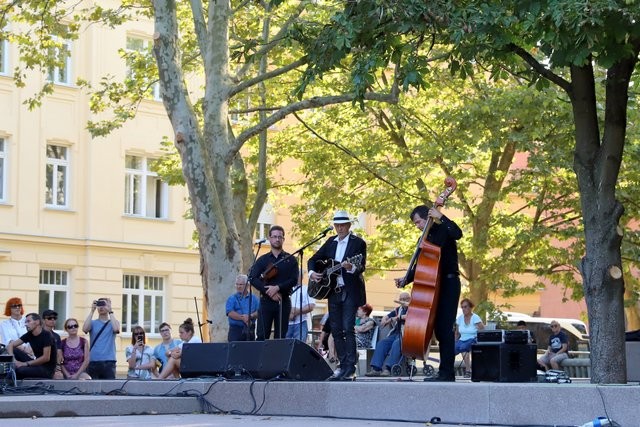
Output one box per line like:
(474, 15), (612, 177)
(308, 210), (367, 381)
(42, 309), (64, 379)
(365, 292), (410, 377)
(249, 225), (299, 340)
(395, 204), (463, 382)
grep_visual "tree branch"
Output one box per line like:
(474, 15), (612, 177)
(508, 43), (571, 93)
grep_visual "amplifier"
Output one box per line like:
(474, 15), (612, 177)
(504, 329), (530, 344)
(476, 329), (504, 344)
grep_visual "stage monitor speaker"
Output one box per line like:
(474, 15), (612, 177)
(471, 343), (537, 382)
(180, 342), (229, 378)
(180, 339), (333, 381)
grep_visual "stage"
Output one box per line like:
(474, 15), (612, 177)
(1, 376), (637, 426)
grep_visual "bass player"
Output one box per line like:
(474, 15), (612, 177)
(395, 205), (463, 382)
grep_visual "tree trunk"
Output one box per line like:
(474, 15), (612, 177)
(570, 64), (628, 384)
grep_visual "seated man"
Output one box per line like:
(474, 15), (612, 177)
(7, 313), (57, 379)
(365, 292), (410, 377)
(537, 320), (569, 370)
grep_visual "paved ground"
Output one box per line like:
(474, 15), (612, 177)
(3, 414), (455, 426)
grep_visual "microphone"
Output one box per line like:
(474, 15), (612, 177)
(254, 238), (267, 244)
(320, 226), (333, 235)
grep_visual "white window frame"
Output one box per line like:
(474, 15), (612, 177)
(47, 36), (72, 85)
(122, 274), (165, 335)
(45, 143), (70, 208)
(0, 34), (8, 76)
(125, 35), (161, 101)
(39, 268), (69, 331)
(124, 154), (169, 219)
(0, 137), (6, 202)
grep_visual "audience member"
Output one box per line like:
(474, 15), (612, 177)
(516, 320), (536, 344)
(61, 318), (91, 380)
(365, 292), (410, 377)
(537, 320), (569, 370)
(355, 304), (376, 349)
(454, 298), (485, 378)
(42, 309), (64, 379)
(317, 312), (337, 363)
(286, 284), (316, 343)
(226, 274), (260, 341)
(153, 322), (182, 375)
(156, 318), (201, 379)
(1, 297), (34, 359)
(83, 297), (120, 379)
(7, 313), (56, 379)
(125, 326), (156, 379)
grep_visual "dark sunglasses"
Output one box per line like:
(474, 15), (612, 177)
(10, 304), (22, 309)
(66, 324), (79, 329)
(45, 316), (58, 320)
(134, 333), (145, 337)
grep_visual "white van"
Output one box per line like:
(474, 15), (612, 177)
(490, 313), (589, 352)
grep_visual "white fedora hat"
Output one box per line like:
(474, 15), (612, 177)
(332, 210), (352, 224)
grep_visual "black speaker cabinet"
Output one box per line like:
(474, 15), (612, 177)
(180, 342), (229, 378)
(180, 339), (333, 381)
(471, 343), (537, 382)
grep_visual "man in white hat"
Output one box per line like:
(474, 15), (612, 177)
(308, 210), (367, 380)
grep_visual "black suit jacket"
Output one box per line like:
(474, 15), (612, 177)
(308, 233), (367, 306)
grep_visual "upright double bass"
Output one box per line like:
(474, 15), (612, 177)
(400, 177), (457, 360)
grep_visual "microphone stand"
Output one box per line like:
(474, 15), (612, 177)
(297, 250), (305, 342)
(194, 296), (212, 343)
(245, 241), (263, 341)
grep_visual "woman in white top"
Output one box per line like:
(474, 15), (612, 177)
(125, 326), (157, 379)
(0, 297), (34, 359)
(454, 298), (485, 377)
(156, 318), (201, 379)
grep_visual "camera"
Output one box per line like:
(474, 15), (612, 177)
(95, 300), (107, 307)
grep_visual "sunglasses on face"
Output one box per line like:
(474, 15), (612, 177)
(66, 324), (79, 329)
(159, 328), (171, 333)
(10, 304), (22, 309)
(45, 316), (57, 320)
(134, 333), (145, 337)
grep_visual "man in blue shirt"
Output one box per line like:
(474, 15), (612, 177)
(82, 297), (120, 379)
(226, 274), (260, 341)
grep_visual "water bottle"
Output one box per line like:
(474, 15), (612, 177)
(580, 417), (611, 427)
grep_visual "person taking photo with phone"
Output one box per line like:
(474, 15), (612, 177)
(83, 297), (120, 379)
(125, 326), (156, 379)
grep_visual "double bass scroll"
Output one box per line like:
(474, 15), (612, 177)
(401, 177), (457, 360)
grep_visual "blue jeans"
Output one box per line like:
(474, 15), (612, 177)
(370, 334), (402, 370)
(285, 320), (309, 342)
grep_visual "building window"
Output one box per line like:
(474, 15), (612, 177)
(125, 36), (161, 101)
(47, 36), (72, 85)
(0, 34), (8, 75)
(39, 269), (68, 331)
(122, 274), (165, 334)
(45, 144), (69, 208)
(124, 155), (168, 219)
(0, 138), (6, 202)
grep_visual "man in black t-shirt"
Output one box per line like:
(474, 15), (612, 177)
(7, 313), (56, 379)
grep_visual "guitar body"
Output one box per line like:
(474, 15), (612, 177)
(307, 259), (340, 300)
(307, 254), (363, 300)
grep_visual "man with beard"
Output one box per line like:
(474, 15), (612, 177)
(250, 225), (299, 340)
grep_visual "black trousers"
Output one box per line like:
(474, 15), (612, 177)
(328, 290), (358, 372)
(434, 274), (461, 378)
(256, 296), (291, 340)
